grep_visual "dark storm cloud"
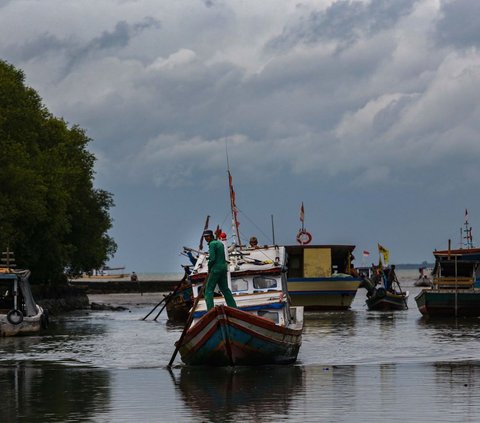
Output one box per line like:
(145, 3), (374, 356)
(2, 0), (480, 270)
(90, 17), (161, 50)
(64, 17), (161, 74)
(3, 17), (161, 76)
(435, 0), (480, 48)
(5, 32), (69, 62)
(266, 0), (418, 51)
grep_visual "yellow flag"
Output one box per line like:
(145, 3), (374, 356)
(378, 243), (389, 264)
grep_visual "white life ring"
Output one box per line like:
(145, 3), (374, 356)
(296, 230), (312, 245)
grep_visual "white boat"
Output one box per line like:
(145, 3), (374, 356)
(0, 267), (47, 336)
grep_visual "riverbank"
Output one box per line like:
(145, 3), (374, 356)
(33, 284), (90, 315)
(88, 292), (169, 308)
(68, 278), (180, 294)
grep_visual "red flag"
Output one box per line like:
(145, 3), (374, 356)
(363, 250), (370, 257)
(300, 202), (305, 223)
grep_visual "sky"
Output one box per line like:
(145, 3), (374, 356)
(1, 0), (480, 272)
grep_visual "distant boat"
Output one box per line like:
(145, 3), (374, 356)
(286, 244), (363, 310)
(165, 277), (193, 322)
(414, 266), (433, 287)
(365, 287), (409, 311)
(415, 247), (480, 317)
(415, 214), (480, 317)
(362, 266), (409, 311)
(81, 266), (128, 279)
(0, 251), (48, 336)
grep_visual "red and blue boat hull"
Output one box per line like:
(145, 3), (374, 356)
(179, 305), (302, 366)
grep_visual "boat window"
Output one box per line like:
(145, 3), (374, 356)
(253, 276), (277, 289)
(0, 284), (14, 310)
(231, 278), (249, 292)
(440, 261), (474, 278)
(287, 255), (303, 278)
(258, 310), (279, 323)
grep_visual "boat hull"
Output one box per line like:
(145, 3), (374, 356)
(179, 305), (303, 366)
(415, 289), (480, 317)
(166, 296), (191, 322)
(366, 289), (409, 311)
(0, 306), (45, 337)
(287, 278), (361, 310)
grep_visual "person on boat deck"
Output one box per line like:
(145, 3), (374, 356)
(386, 265), (396, 292)
(203, 229), (237, 310)
(130, 272), (138, 282)
(249, 236), (259, 248)
(349, 266), (359, 277)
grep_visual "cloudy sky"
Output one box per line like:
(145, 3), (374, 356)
(1, 0), (480, 272)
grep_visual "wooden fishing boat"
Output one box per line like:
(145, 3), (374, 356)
(415, 247), (480, 317)
(171, 168), (303, 366)
(362, 266), (408, 311)
(0, 257), (48, 336)
(178, 245), (304, 366)
(414, 267), (433, 287)
(81, 266), (128, 279)
(286, 244), (363, 310)
(166, 292), (192, 322)
(415, 215), (480, 317)
(366, 287), (409, 311)
(414, 277), (433, 287)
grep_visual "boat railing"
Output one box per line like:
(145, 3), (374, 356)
(433, 276), (473, 289)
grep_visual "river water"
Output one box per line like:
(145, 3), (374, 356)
(2, 269), (480, 422)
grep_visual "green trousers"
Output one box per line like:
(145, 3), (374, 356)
(204, 270), (237, 310)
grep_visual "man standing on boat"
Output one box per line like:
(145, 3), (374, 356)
(386, 265), (397, 292)
(202, 229), (237, 310)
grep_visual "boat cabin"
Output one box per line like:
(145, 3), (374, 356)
(285, 245), (357, 278)
(188, 245), (296, 326)
(0, 269), (39, 323)
(432, 249), (480, 288)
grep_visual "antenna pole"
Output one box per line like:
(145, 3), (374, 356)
(271, 214), (276, 245)
(225, 142), (241, 246)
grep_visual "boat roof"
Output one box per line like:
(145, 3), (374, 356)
(0, 267), (20, 279)
(191, 245), (286, 277)
(434, 247), (480, 259)
(285, 244), (356, 253)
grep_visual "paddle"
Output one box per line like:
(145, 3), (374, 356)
(394, 274), (409, 309)
(167, 275), (208, 368)
(141, 295), (168, 321)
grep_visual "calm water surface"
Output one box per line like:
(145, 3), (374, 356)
(2, 270), (480, 422)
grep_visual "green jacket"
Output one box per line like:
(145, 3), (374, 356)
(207, 239), (227, 273)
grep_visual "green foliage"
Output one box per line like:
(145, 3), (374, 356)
(0, 60), (117, 284)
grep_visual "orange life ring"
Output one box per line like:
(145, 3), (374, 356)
(296, 230), (312, 245)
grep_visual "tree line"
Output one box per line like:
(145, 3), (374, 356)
(0, 60), (116, 284)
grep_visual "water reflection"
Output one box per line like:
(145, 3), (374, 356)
(0, 362), (111, 423)
(304, 310), (357, 334)
(2, 360), (480, 422)
(171, 365), (304, 422)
